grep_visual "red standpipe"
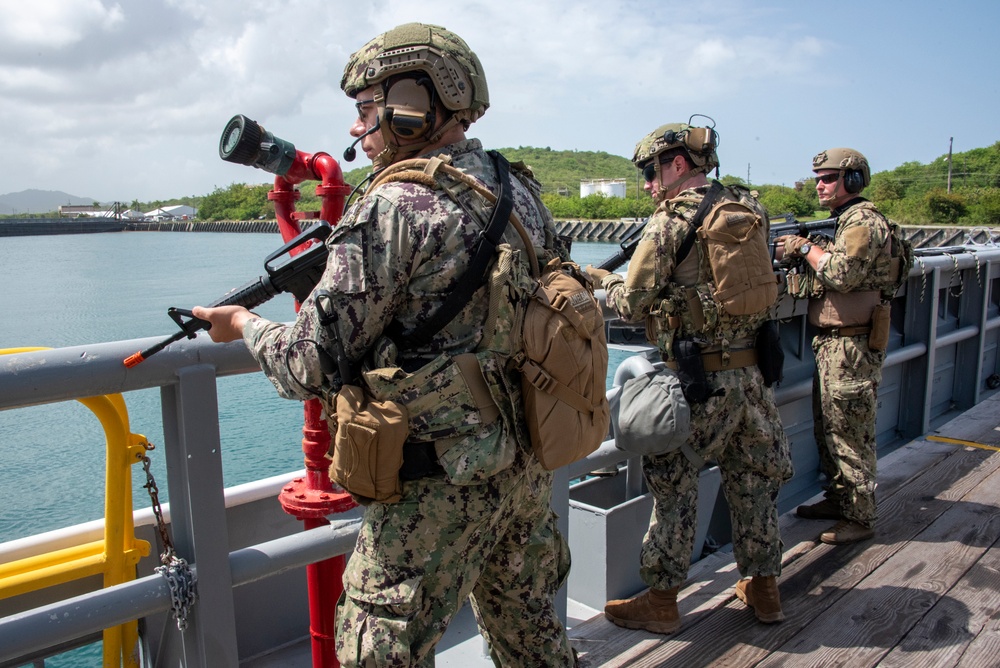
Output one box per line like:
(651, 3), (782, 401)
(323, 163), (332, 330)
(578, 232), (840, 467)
(270, 150), (356, 668)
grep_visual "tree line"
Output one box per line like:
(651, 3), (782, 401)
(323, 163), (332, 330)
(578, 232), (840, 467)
(185, 141), (1000, 226)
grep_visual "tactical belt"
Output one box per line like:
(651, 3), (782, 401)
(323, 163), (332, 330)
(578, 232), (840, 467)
(664, 347), (757, 372)
(817, 325), (871, 337)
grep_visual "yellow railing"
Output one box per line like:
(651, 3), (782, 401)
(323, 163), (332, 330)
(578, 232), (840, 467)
(0, 347), (152, 667)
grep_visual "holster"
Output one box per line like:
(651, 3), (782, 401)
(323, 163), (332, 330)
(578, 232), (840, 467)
(755, 320), (785, 387)
(671, 339), (713, 404)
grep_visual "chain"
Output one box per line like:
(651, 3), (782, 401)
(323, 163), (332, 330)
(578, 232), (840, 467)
(141, 443), (198, 631)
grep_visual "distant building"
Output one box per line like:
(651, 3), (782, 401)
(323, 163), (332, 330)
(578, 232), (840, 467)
(59, 205), (104, 217)
(145, 205), (197, 221)
(580, 179), (626, 198)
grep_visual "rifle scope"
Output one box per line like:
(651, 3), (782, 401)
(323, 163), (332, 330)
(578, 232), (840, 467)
(219, 114), (297, 177)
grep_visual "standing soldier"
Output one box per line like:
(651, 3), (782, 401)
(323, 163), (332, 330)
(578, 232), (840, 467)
(587, 121), (792, 632)
(194, 22), (577, 667)
(780, 148), (910, 545)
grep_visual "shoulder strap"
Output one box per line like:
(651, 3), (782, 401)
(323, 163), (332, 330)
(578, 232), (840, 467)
(396, 150), (515, 348)
(675, 180), (724, 265)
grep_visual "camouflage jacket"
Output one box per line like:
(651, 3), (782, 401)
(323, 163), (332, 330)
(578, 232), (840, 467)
(787, 198), (893, 299)
(244, 138), (556, 402)
(602, 183), (769, 354)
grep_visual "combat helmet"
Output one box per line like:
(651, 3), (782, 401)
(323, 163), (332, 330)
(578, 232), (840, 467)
(633, 117), (719, 200)
(341, 23), (489, 169)
(812, 147), (870, 193)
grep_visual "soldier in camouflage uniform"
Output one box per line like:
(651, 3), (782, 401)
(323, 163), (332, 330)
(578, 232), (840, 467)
(194, 23), (576, 667)
(586, 122), (792, 632)
(780, 148), (904, 545)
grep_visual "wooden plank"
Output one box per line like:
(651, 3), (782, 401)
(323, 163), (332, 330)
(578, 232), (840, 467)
(576, 443), (1000, 667)
(749, 451), (1000, 667)
(878, 502), (1000, 667)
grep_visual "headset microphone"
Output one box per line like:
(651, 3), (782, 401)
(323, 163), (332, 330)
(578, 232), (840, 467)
(343, 118), (381, 162)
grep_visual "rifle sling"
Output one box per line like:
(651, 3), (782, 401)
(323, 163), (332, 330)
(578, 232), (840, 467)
(391, 150), (514, 348)
(675, 180), (724, 265)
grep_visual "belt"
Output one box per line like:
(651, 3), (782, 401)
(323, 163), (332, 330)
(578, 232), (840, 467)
(664, 347), (758, 372)
(817, 325), (871, 337)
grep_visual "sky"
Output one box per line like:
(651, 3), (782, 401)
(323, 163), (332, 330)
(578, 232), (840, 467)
(1, 0), (998, 205)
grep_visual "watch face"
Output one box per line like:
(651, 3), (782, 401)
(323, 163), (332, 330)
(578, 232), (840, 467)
(800, 243), (811, 255)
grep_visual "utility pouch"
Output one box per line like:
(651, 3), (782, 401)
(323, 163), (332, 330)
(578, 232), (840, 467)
(327, 384), (409, 505)
(755, 320), (785, 387)
(671, 339), (712, 404)
(869, 303), (891, 352)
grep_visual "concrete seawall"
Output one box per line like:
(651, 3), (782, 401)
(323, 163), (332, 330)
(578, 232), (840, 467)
(1, 217), (995, 248)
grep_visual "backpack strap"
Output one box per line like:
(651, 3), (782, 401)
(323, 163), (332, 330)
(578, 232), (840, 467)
(394, 150), (515, 348)
(675, 180), (725, 265)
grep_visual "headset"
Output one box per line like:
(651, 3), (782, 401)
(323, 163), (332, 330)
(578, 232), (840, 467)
(843, 169), (865, 194)
(382, 76), (436, 139)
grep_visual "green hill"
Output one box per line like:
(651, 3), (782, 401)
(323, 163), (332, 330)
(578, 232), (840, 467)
(188, 140), (1000, 226)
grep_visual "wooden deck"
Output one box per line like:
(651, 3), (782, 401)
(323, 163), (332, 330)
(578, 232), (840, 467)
(570, 392), (1000, 667)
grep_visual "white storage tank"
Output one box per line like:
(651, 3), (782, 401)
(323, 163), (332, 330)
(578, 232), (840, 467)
(580, 180), (598, 197)
(599, 179), (626, 198)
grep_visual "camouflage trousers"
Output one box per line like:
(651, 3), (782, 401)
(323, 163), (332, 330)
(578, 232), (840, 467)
(335, 447), (575, 667)
(812, 333), (885, 528)
(640, 365), (792, 590)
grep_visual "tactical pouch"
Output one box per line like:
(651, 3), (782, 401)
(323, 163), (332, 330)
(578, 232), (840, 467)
(327, 384), (409, 504)
(755, 320), (785, 387)
(869, 303), (891, 352)
(671, 339), (712, 404)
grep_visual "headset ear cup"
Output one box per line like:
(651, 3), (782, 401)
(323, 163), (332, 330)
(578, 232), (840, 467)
(384, 78), (435, 139)
(843, 169), (863, 194)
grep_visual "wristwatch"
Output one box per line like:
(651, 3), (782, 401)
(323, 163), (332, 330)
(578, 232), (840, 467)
(798, 242), (813, 256)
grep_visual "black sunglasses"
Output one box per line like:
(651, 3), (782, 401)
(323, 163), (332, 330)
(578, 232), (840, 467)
(642, 161), (660, 183)
(816, 173), (840, 185)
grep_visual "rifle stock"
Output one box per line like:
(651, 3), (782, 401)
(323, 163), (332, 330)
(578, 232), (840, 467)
(124, 222), (332, 367)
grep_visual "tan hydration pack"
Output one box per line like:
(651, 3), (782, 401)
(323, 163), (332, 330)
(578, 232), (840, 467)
(674, 181), (778, 317)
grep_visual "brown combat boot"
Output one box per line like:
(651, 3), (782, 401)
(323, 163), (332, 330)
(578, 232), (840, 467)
(820, 519), (874, 545)
(796, 497), (844, 520)
(734, 576), (784, 623)
(604, 587), (681, 634)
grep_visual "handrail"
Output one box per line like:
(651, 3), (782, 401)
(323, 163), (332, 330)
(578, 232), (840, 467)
(0, 348), (151, 667)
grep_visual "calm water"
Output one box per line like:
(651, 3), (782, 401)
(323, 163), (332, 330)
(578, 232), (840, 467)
(0, 232), (631, 543)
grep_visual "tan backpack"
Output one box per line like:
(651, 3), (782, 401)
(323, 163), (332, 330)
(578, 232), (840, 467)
(675, 181), (778, 316)
(513, 257), (610, 470)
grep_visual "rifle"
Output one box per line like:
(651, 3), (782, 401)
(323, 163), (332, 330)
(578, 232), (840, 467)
(595, 219), (649, 272)
(768, 213), (837, 264)
(123, 221), (332, 367)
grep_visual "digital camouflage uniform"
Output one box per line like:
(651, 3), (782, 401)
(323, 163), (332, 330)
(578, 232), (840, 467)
(602, 183), (792, 590)
(243, 138), (575, 667)
(787, 198), (894, 529)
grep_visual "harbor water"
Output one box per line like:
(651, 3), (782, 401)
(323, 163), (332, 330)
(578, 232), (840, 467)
(0, 232), (632, 544)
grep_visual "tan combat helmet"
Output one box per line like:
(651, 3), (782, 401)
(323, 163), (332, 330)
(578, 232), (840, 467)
(341, 23), (489, 169)
(812, 147), (870, 194)
(633, 118), (719, 199)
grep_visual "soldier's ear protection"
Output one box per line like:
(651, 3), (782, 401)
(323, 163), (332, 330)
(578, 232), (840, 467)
(843, 169), (864, 194)
(382, 77), (436, 139)
(663, 115), (719, 157)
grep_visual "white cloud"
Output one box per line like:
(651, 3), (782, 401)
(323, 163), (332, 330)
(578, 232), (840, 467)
(0, 0), (997, 201)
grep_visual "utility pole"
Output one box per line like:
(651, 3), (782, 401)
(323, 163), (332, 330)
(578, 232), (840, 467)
(747, 163), (751, 186)
(947, 137), (953, 193)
